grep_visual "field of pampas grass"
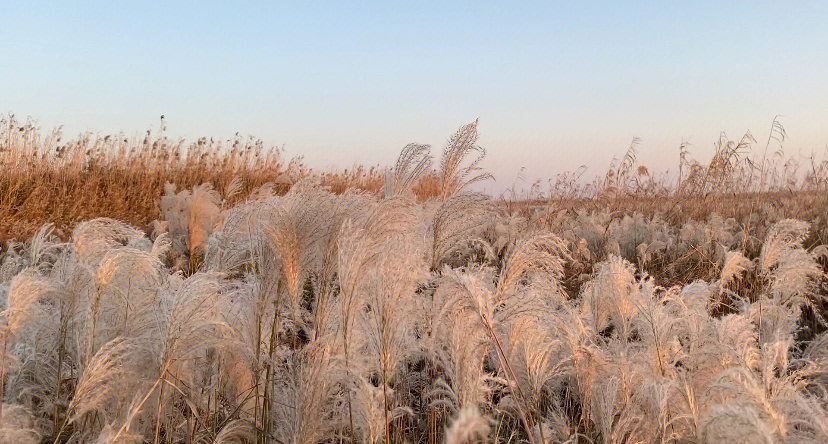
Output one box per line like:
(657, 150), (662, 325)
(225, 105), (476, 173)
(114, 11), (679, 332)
(2, 115), (828, 443)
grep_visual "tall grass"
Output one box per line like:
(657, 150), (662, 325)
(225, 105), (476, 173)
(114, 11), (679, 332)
(0, 115), (827, 443)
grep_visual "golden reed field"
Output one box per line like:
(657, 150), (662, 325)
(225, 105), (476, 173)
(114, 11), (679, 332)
(1, 114), (828, 443)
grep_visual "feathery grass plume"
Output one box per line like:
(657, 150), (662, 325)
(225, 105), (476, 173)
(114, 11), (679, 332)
(432, 263), (541, 443)
(222, 175), (245, 203)
(678, 213), (741, 261)
(18, 223), (65, 274)
(155, 271), (238, 382)
(348, 214), (425, 443)
(701, 312), (761, 375)
(490, 213), (528, 256)
(209, 206), (287, 441)
(759, 218), (810, 274)
(261, 180), (338, 317)
(560, 210), (610, 259)
(207, 277), (258, 412)
(598, 280), (693, 442)
(701, 336), (821, 443)
(72, 218), (148, 271)
(427, 193), (496, 270)
(589, 373), (640, 444)
(497, 231), (570, 303)
(44, 249), (97, 435)
(0, 246), (26, 288)
(0, 403), (41, 444)
(358, 244), (425, 376)
(768, 247), (825, 312)
(676, 280), (717, 316)
(548, 308), (610, 437)
(307, 190), (375, 319)
(0, 267), (63, 427)
(438, 120), (493, 199)
(605, 212), (671, 263)
(699, 403), (775, 444)
(744, 298), (798, 346)
(443, 406), (489, 444)
(335, 196), (420, 441)
(626, 292), (685, 441)
(641, 378), (690, 442)
(212, 419), (256, 444)
(720, 314), (764, 371)
(337, 195), (419, 319)
(540, 402), (584, 444)
(803, 331), (828, 390)
(492, 232), (572, 441)
(159, 183), (191, 261)
(187, 183), (223, 259)
(431, 266), (495, 411)
(758, 219), (825, 316)
(148, 271), (246, 443)
(385, 143), (432, 198)
(579, 255), (640, 341)
(719, 250), (754, 292)
(159, 182), (225, 269)
(212, 274), (271, 425)
(271, 341), (341, 444)
(90, 423), (145, 444)
(733, 340), (828, 443)
(490, 234), (571, 434)
(69, 337), (156, 427)
(3, 268), (59, 336)
(87, 247), (165, 360)
(501, 311), (566, 416)
(349, 376), (414, 444)
(202, 189), (277, 275)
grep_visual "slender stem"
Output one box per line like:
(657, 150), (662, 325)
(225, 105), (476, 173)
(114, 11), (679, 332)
(111, 365), (168, 443)
(480, 315), (537, 444)
(0, 333), (7, 430)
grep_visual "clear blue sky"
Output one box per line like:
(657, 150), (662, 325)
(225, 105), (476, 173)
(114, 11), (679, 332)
(2, 1), (826, 192)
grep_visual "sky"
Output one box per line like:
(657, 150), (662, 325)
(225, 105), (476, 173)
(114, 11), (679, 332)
(2, 1), (826, 193)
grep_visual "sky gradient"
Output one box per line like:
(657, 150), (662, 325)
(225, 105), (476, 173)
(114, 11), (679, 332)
(3, 1), (826, 192)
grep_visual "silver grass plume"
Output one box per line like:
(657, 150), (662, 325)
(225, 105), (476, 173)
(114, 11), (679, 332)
(699, 404), (775, 444)
(759, 218), (810, 274)
(213, 419), (255, 444)
(497, 231), (570, 302)
(72, 218), (147, 271)
(443, 406), (489, 444)
(87, 247), (165, 359)
(439, 120), (493, 199)
(431, 266), (495, 411)
(19, 223), (65, 274)
(187, 183), (223, 259)
(759, 219), (825, 313)
(69, 336), (156, 425)
(428, 193), (496, 270)
(336, 196), (422, 443)
(0, 403), (41, 443)
(719, 250), (754, 293)
(385, 143), (432, 198)
(261, 181), (337, 315)
(271, 340), (341, 444)
(579, 255), (640, 340)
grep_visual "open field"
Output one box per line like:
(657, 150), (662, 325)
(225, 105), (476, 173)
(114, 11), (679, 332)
(1, 116), (828, 443)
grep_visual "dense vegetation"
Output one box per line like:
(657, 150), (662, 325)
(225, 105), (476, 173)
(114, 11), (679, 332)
(1, 117), (828, 443)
